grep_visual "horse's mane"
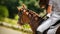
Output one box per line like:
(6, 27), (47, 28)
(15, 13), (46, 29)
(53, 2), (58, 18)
(17, 7), (45, 34)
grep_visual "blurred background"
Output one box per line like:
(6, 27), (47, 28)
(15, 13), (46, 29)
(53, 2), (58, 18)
(0, 0), (45, 34)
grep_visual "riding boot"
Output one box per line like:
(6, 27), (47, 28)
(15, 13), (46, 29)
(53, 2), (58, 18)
(36, 31), (43, 34)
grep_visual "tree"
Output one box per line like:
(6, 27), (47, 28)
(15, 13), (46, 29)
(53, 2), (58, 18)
(19, 0), (44, 14)
(0, 0), (20, 19)
(0, 5), (9, 20)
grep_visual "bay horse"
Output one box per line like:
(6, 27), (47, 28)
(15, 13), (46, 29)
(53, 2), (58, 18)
(17, 6), (60, 34)
(17, 7), (45, 34)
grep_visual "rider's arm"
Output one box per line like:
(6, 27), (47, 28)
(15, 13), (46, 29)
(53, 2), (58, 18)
(47, 0), (53, 14)
(46, 0), (53, 17)
(46, 5), (52, 14)
(37, 0), (53, 33)
(46, 5), (52, 17)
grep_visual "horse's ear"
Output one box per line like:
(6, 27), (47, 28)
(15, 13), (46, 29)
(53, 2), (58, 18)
(17, 4), (27, 12)
(17, 4), (27, 9)
(17, 7), (21, 12)
(22, 4), (27, 9)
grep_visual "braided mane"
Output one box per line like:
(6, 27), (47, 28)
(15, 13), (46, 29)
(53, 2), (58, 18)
(17, 7), (45, 34)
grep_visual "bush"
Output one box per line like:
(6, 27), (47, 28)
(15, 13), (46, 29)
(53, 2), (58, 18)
(14, 14), (19, 20)
(0, 5), (9, 20)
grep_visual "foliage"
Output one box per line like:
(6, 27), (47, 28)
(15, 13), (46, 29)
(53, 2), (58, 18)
(0, 0), (19, 6)
(14, 14), (19, 20)
(0, 0), (19, 19)
(19, 0), (44, 14)
(3, 18), (17, 25)
(0, 5), (9, 21)
(0, 0), (44, 19)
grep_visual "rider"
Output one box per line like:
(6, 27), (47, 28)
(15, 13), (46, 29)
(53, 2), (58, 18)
(37, 0), (60, 34)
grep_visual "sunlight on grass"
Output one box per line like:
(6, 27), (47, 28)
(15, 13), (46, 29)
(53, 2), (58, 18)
(14, 15), (19, 20)
(0, 18), (33, 34)
(0, 17), (31, 30)
(0, 18), (17, 25)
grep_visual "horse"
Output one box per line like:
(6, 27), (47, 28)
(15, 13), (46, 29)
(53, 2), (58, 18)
(17, 7), (60, 34)
(17, 7), (45, 34)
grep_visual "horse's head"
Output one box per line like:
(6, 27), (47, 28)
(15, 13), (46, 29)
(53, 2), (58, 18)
(17, 6), (45, 34)
(17, 6), (41, 25)
(17, 8), (30, 25)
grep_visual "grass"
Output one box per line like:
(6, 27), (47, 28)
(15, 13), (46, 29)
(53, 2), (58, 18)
(0, 11), (46, 34)
(0, 17), (33, 34)
(0, 18), (17, 25)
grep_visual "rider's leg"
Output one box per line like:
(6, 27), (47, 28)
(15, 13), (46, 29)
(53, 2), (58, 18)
(37, 13), (60, 33)
(36, 31), (43, 34)
(47, 28), (57, 34)
(47, 23), (60, 34)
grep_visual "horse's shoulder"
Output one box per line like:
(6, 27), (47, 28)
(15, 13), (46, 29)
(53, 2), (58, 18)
(56, 26), (60, 34)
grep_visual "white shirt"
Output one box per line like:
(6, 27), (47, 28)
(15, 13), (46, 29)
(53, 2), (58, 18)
(49, 0), (60, 15)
